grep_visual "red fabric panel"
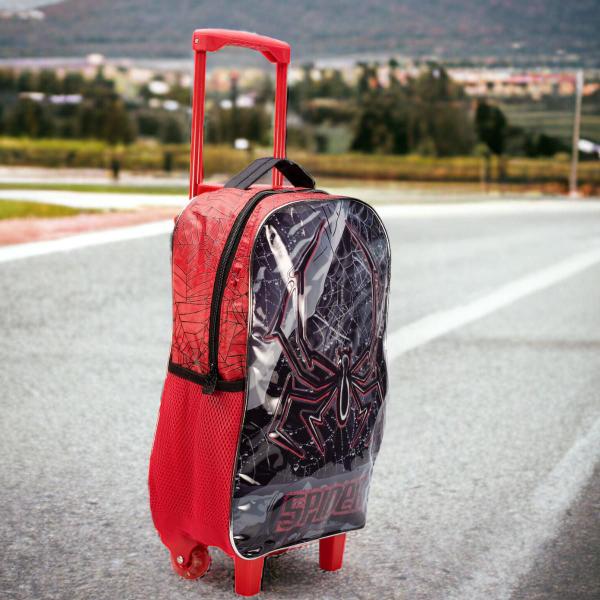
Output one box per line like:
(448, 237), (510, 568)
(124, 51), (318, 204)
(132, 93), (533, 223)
(148, 372), (245, 556)
(170, 189), (333, 381)
(170, 187), (250, 377)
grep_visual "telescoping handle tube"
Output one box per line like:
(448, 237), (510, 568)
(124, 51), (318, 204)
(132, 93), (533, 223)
(189, 29), (291, 197)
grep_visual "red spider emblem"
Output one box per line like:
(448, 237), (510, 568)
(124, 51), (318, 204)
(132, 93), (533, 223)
(264, 218), (384, 459)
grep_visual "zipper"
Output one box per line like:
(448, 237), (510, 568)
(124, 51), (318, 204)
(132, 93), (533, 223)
(203, 187), (320, 394)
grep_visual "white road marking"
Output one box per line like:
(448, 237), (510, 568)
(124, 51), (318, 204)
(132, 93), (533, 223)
(1, 199), (597, 264)
(384, 246), (600, 600)
(375, 199), (600, 219)
(0, 195), (598, 597)
(446, 415), (600, 600)
(0, 219), (173, 264)
(1, 188), (599, 213)
(0, 189), (185, 209)
(387, 245), (600, 362)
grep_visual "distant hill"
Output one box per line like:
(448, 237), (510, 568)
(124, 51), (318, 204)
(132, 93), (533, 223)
(0, 0), (598, 65)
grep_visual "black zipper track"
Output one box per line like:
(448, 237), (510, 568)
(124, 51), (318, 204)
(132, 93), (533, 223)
(200, 187), (321, 394)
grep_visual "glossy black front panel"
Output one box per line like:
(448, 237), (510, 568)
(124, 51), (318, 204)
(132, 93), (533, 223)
(232, 199), (390, 557)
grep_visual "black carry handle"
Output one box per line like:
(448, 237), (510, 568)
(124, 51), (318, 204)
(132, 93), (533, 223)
(225, 157), (315, 190)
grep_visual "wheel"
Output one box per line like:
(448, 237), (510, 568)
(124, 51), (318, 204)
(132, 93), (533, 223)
(170, 545), (211, 580)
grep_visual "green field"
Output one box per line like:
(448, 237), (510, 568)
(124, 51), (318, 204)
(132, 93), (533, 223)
(0, 199), (98, 220)
(500, 104), (600, 144)
(0, 138), (598, 190)
(0, 138), (247, 174)
(0, 182), (187, 195)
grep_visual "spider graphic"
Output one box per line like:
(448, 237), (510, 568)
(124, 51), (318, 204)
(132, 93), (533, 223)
(263, 217), (385, 460)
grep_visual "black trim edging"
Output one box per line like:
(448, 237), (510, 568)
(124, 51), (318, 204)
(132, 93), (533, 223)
(168, 361), (245, 392)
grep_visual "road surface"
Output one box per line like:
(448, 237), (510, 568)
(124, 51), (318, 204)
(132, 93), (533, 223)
(1, 199), (599, 599)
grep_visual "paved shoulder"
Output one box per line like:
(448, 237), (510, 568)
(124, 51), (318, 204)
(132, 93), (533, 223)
(511, 466), (600, 600)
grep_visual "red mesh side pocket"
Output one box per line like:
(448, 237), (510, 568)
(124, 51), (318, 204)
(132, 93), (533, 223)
(149, 372), (245, 556)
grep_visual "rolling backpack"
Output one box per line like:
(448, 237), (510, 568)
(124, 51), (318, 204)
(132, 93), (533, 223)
(148, 29), (391, 597)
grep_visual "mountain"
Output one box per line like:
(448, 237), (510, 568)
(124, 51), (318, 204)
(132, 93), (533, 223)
(0, 0), (598, 65)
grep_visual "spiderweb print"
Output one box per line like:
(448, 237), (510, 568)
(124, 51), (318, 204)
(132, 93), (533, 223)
(170, 188), (252, 379)
(232, 198), (391, 556)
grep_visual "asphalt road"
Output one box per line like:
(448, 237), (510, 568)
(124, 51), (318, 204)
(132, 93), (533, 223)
(1, 199), (599, 600)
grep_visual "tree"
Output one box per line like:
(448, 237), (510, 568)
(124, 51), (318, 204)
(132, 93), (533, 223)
(136, 111), (161, 137)
(17, 70), (36, 92)
(6, 98), (54, 138)
(62, 72), (85, 95)
(356, 63), (379, 97)
(288, 63), (314, 112)
(38, 70), (61, 94)
(102, 99), (135, 145)
(475, 100), (508, 180)
(0, 69), (16, 93)
(77, 95), (135, 144)
(388, 58), (401, 89)
(406, 66), (475, 156)
(531, 133), (566, 157)
(318, 70), (352, 99)
(255, 73), (274, 105)
(161, 117), (184, 144)
(77, 104), (96, 139)
(475, 101), (507, 156)
(351, 87), (409, 154)
(352, 65), (474, 156)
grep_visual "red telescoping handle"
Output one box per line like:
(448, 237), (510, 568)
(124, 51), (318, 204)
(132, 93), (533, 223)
(189, 29), (291, 197)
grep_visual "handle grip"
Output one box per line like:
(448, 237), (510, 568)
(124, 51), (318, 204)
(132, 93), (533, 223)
(192, 29), (290, 64)
(189, 29), (290, 197)
(225, 157), (315, 190)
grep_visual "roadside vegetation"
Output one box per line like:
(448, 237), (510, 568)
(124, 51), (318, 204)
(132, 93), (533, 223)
(0, 199), (98, 220)
(0, 139), (598, 192)
(0, 64), (598, 192)
(0, 181), (187, 195)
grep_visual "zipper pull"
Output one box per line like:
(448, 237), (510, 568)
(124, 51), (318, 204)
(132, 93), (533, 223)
(202, 368), (218, 395)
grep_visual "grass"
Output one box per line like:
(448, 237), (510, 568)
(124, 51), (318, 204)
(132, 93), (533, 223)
(499, 104), (600, 143)
(0, 137), (598, 190)
(0, 137), (248, 173)
(0, 179), (588, 199)
(0, 182), (187, 195)
(0, 199), (98, 220)
(294, 151), (600, 187)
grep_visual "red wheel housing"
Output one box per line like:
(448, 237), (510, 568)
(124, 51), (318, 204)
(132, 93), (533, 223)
(170, 545), (211, 580)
